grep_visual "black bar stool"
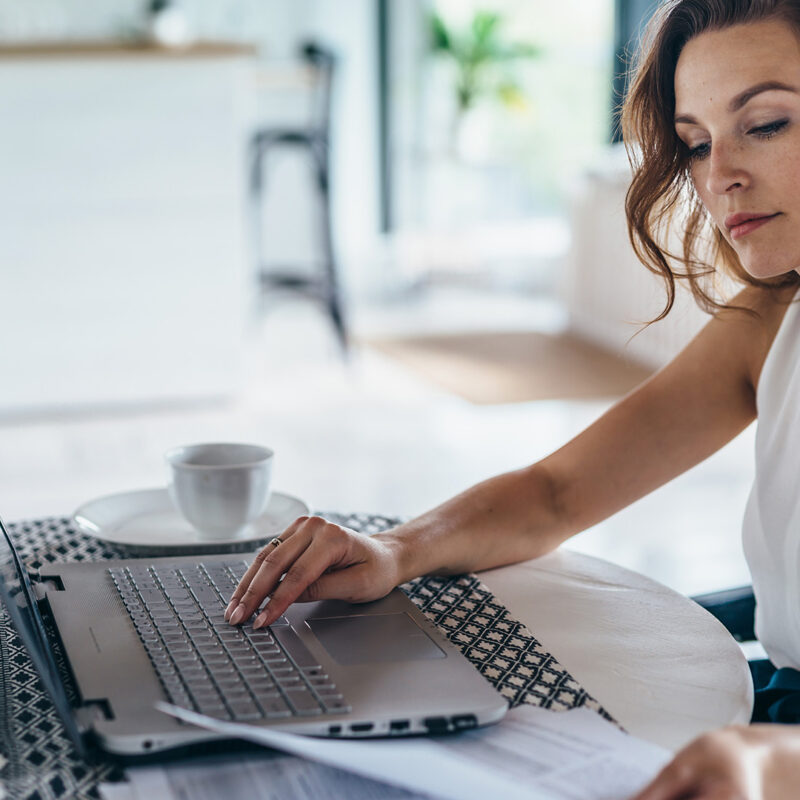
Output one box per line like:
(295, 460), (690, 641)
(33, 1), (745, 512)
(249, 42), (347, 350)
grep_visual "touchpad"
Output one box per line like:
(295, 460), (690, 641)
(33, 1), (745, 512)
(307, 613), (446, 665)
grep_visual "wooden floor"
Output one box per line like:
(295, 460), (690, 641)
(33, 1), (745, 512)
(364, 330), (653, 404)
(0, 289), (755, 598)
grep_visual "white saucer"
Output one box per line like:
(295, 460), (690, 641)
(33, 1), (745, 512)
(73, 487), (312, 555)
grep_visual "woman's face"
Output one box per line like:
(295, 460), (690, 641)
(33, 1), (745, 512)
(674, 19), (800, 278)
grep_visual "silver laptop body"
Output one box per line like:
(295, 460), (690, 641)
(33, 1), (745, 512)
(1, 519), (507, 759)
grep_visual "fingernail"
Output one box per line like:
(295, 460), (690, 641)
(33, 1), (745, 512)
(224, 599), (238, 621)
(229, 604), (246, 626)
(253, 611), (268, 630)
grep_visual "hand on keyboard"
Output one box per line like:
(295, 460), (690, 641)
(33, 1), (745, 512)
(112, 562), (352, 719)
(225, 516), (403, 629)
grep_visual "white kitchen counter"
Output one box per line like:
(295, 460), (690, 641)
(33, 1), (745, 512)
(0, 42), (258, 412)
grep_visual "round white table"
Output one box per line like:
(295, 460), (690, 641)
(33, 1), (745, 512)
(480, 548), (753, 751)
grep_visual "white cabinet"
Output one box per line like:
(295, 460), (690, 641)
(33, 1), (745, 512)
(0, 45), (255, 412)
(563, 149), (708, 369)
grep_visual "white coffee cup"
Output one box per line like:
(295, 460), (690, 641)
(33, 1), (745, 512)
(165, 443), (274, 540)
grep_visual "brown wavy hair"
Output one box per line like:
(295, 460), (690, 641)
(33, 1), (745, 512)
(622, 0), (800, 321)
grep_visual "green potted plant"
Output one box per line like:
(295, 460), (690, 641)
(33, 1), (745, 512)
(429, 10), (540, 157)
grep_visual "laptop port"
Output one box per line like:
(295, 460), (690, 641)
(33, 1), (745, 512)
(328, 725), (342, 735)
(350, 722), (374, 733)
(451, 714), (477, 731)
(423, 716), (450, 734)
(389, 720), (410, 733)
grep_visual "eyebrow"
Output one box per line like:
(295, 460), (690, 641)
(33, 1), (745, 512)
(674, 80), (800, 125)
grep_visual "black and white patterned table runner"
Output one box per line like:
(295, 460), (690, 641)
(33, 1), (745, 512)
(0, 514), (611, 800)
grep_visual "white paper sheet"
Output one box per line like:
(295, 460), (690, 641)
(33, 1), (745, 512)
(126, 751), (427, 800)
(155, 702), (671, 800)
(97, 782), (136, 800)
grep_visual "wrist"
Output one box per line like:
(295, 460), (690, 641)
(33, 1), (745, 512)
(373, 525), (422, 586)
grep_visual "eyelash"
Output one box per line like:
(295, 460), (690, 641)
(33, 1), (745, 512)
(687, 119), (790, 161)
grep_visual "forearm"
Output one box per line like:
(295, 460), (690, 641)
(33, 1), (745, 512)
(375, 462), (572, 584)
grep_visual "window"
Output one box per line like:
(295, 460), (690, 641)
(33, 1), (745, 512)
(388, 0), (616, 233)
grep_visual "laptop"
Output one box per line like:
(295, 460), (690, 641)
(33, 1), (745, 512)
(0, 515), (507, 760)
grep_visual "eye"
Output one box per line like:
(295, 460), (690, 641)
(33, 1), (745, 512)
(687, 141), (711, 161)
(748, 119), (789, 138)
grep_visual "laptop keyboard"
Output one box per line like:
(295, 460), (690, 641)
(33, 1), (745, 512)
(109, 561), (351, 722)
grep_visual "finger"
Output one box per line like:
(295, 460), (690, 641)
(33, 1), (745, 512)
(224, 523), (299, 620)
(253, 535), (354, 627)
(224, 516), (308, 620)
(228, 525), (315, 625)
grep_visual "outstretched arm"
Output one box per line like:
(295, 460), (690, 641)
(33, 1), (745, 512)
(226, 287), (783, 629)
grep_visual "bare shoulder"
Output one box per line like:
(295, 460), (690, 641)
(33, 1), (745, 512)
(712, 284), (797, 391)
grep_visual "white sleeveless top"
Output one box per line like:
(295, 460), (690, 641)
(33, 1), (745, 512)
(742, 290), (800, 668)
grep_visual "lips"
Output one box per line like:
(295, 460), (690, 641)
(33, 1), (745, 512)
(725, 212), (781, 240)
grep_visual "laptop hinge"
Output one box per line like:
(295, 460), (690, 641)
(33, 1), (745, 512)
(29, 574), (65, 601)
(75, 699), (114, 730)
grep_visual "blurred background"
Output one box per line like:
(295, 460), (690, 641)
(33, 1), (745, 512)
(0, 0), (753, 597)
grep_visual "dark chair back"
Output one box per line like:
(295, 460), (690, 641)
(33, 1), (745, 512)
(300, 42), (336, 140)
(692, 585), (756, 643)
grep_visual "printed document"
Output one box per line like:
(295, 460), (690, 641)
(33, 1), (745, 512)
(133, 703), (672, 800)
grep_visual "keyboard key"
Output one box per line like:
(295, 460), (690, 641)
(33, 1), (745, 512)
(308, 680), (336, 691)
(301, 666), (326, 677)
(254, 691), (283, 704)
(251, 638), (281, 651)
(172, 649), (199, 660)
(229, 700), (262, 720)
(260, 696), (292, 718)
(320, 696), (351, 714)
(171, 601), (198, 611)
(284, 688), (323, 716)
(216, 678), (246, 692)
(139, 589), (166, 604)
(228, 651), (258, 663)
(192, 688), (222, 702)
(159, 623), (182, 634)
(268, 664), (297, 676)
(249, 680), (278, 694)
(197, 647), (228, 660)
(197, 702), (229, 718)
(240, 666), (268, 679)
(170, 694), (192, 709)
(260, 655), (289, 666)
(162, 631), (188, 641)
(181, 667), (206, 679)
(225, 630), (255, 655)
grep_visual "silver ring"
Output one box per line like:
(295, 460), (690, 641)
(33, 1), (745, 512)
(268, 537), (283, 549)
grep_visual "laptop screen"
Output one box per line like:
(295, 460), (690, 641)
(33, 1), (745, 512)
(0, 517), (87, 756)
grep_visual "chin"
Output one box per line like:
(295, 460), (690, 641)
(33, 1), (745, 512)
(741, 264), (789, 280)
(736, 247), (800, 282)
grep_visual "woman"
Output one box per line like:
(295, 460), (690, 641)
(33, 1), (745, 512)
(228, 1), (800, 796)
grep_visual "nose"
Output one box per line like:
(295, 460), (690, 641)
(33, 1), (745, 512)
(704, 142), (749, 195)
